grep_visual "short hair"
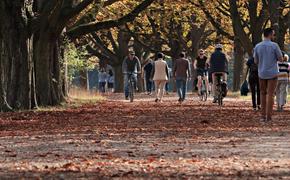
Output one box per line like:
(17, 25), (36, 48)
(180, 52), (186, 58)
(157, 52), (164, 59)
(263, 28), (274, 37)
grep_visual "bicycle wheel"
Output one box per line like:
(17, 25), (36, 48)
(129, 79), (134, 102)
(202, 90), (207, 101)
(218, 86), (223, 106)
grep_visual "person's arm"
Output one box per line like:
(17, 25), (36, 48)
(274, 44), (283, 62)
(136, 57), (141, 73)
(254, 47), (259, 64)
(187, 60), (192, 78)
(150, 62), (155, 80)
(122, 57), (127, 74)
(173, 60), (177, 78)
(193, 59), (197, 70)
(165, 63), (169, 79)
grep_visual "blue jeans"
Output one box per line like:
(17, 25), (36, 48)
(176, 78), (187, 100)
(124, 74), (137, 97)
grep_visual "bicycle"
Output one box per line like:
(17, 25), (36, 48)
(215, 73), (225, 106)
(127, 72), (137, 102)
(198, 71), (208, 102)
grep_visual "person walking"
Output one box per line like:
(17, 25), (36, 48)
(276, 53), (289, 112)
(107, 69), (114, 93)
(246, 56), (260, 110)
(151, 53), (169, 102)
(173, 52), (191, 102)
(254, 28), (283, 121)
(98, 68), (107, 94)
(144, 58), (154, 95)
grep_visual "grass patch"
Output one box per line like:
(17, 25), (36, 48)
(36, 89), (105, 111)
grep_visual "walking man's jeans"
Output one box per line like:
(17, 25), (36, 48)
(124, 74), (137, 98)
(276, 81), (288, 107)
(259, 78), (277, 119)
(176, 78), (187, 100)
(249, 77), (260, 108)
(145, 77), (152, 93)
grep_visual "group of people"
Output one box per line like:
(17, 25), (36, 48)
(248, 28), (289, 121)
(121, 27), (289, 122)
(98, 69), (114, 93)
(122, 44), (229, 103)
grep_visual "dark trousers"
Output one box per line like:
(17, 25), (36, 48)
(145, 77), (153, 93)
(249, 77), (260, 108)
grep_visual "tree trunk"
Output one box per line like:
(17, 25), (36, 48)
(232, 39), (244, 92)
(0, 0), (32, 111)
(113, 65), (123, 93)
(79, 69), (89, 91)
(34, 31), (63, 106)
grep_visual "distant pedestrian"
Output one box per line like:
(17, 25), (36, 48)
(173, 52), (191, 102)
(151, 53), (169, 102)
(246, 55), (260, 110)
(107, 69), (114, 93)
(254, 28), (283, 121)
(99, 68), (107, 93)
(276, 53), (289, 112)
(144, 58), (154, 95)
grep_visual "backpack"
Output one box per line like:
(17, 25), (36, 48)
(240, 80), (249, 96)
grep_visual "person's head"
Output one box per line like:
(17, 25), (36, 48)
(263, 28), (275, 41)
(180, 52), (186, 58)
(157, 52), (164, 59)
(128, 50), (135, 60)
(215, 44), (223, 51)
(199, 49), (205, 57)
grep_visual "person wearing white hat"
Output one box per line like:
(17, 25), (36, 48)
(209, 44), (229, 103)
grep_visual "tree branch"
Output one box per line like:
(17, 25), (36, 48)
(67, 0), (154, 38)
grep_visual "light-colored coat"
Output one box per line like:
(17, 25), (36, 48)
(153, 59), (169, 81)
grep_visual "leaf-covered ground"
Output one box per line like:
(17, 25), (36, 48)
(0, 94), (289, 179)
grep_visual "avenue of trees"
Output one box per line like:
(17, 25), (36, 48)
(0, 0), (289, 111)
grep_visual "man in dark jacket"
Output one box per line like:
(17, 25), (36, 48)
(209, 44), (228, 103)
(143, 58), (154, 95)
(247, 56), (260, 110)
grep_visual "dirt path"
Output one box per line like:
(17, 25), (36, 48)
(0, 94), (289, 179)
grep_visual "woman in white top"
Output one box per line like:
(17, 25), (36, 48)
(151, 53), (169, 102)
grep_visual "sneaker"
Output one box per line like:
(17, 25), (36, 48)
(253, 107), (257, 111)
(266, 116), (272, 122)
(155, 98), (159, 102)
(212, 98), (217, 103)
(125, 96), (129, 100)
(260, 116), (267, 123)
(257, 105), (261, 110)
(178, 98), (182, 103)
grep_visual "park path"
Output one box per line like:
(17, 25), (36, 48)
(0, 93), (289, 179)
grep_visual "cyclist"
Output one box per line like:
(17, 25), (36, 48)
(193, 49), (209, 96)
(209, 44), (228, 103)
(122, 50), (141, 100)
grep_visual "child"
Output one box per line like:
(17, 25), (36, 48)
(276, 53), (289, 111)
